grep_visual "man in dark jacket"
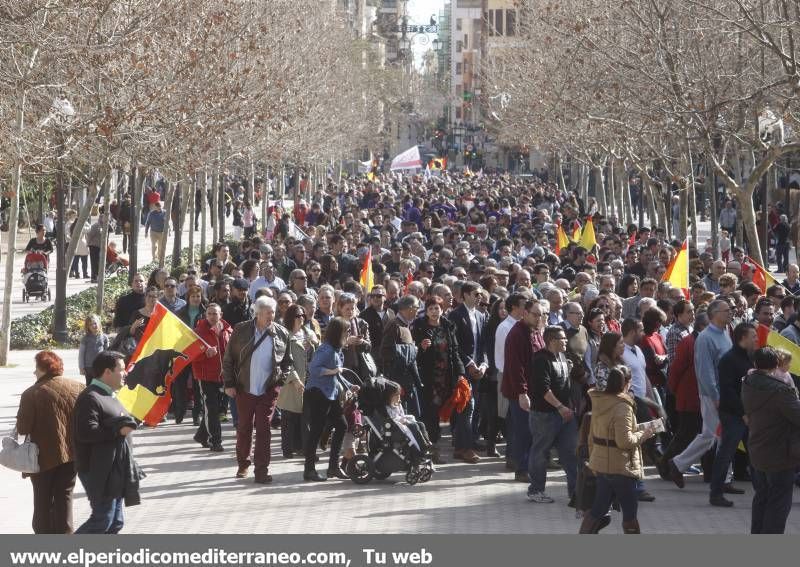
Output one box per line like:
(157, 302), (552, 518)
(222, 278), (252, 328)
(379, 295), (422, 416)
(710, 322), (756, 507)
(112, 273), (145, 331)
(742, 347), (800, 533)
(73, 351), (140, 534)
(361, 285), (395, 366)
(526, 325), (577, 504)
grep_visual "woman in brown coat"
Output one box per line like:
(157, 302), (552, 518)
(581, 366), (656, 534)
(16, 351), (84, 533)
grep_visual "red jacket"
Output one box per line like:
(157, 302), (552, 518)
(667, 333), (700, 413)
(639, 332), (667, 388)
(192, 318), (232, 382)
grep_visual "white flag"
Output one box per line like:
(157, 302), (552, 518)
(390, 146), (422, 171)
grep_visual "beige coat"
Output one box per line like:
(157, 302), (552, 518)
(587, 390), (647, 479)
(276, 328), (317, 413)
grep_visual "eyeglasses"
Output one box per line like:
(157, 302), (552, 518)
(164, 284), (176, 288)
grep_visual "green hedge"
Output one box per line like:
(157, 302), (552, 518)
(10, 239), (242, 350)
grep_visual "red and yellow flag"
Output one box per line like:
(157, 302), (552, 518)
(756, 324), (800, 375)
(360, 249), (374, 293)
(428, 157), (447, 170)
(578, 216), (597, 251)
(404, 270), (414, 294)
(747, 256), (779, 294)
(117, 303), (207, 426)
(662, 239), (690, 298)
(555, 223), (570, 255)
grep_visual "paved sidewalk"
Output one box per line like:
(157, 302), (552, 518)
(0, 349), (798, 534)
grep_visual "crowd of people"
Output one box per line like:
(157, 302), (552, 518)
(14, 170), (800, 535)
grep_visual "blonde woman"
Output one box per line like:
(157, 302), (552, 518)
(78, 315), (109, 386)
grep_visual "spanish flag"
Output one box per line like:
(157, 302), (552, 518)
(578, 215), (597, 251)
(571, 221), (582, 243)
(117, 303), (208, 426)
(555, 223), (570, 255)
(747, 256), (779, 294)
(359, 249), (374, 293)
(756, 324), (800, 375)
(662, 239), (690, 298)
(404, 270), (414, 294)
(428, 157), (447, 170)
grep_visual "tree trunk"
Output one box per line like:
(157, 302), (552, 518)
(64, 178), (100, 277)
(201, 169), (209, 258)
(708, 159), (719, 259)
(210, 170), (218, 244)
(592, 165), (606, 216)
(689, 180), (698, 245)
(619, 160), (633, 226)
(188, 174), (196, 268)
(0, 160), (23, 366)
(95, 172), (112, 314)
(53, 166), (69, 344)
(217, 171), (226, 241)
(248, 159), (256, 209)
(739, 187), (761, 264)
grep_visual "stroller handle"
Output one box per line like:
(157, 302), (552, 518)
(340, 367), (364, 387)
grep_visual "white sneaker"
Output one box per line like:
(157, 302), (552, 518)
(527, 491), (555, 503)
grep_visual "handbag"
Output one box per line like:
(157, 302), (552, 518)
(0, 428), (40, 474)
(357, 351), (378, 380)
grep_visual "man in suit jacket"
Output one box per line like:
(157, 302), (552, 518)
(448, 281), (489, 449)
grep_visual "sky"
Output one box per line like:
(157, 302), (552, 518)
(408, 0), (446, 66)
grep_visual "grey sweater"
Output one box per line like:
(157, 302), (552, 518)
(79, 333), (109, 373)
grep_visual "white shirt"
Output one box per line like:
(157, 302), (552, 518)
(249, 326), (274, 396)
(621, 343), (647, 398)
(494, 315), (520, 373)
(248, 276), (286, 300)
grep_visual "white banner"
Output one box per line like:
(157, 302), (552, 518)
(390, 146), (422, 171)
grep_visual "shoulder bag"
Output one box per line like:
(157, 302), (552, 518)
(0, 428), (39, 474)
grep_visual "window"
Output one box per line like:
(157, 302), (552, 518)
(456, 63), (462, 75)
(464, 33), (468, 49)
(455, 107), (462, 120)
(456, 40), (462, 53)
(488, 10), (494, 37)
(495, 11), (503, 36)
(456, 18), (462, 31)
(506, 9), (516, 36)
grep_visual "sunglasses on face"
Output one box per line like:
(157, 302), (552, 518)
(165, 284), (176, 288)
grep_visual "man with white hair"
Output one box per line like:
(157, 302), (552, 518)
(223, 296), (294, 484)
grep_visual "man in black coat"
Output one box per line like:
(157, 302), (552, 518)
(112, 273), (145, 331)
(448, 282), (488, 450)
(222, 278), (252, 328)
(73, 351), (141, 534)
(360, 285), (395, 367)
(711, 322), (756, 507)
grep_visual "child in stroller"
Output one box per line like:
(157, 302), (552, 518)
(346, 377), (434, 485)
(21, 251), (51, 302)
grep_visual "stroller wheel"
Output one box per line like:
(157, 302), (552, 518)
(371, 462), (392, 481)
(419, 466), (433, 483)
(22, 289), (27, 302)
(347, 455), (373, 484)
(405, 468), (420, 486)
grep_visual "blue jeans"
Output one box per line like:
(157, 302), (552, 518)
(711, 411), (747, 498)
(75, 474), (124, 534)
(452, 396), (475, 451)
(590, 473), (639, 522)
(751, 468), (795, 534)
(528, 410), (578, 495)
(509, 399), (532, 473)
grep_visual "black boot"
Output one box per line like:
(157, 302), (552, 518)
(303, 464), (327, 482)
(579, 513), (611, 534)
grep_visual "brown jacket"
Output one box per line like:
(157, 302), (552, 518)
(223, 319), (293, 394)
(587, 389), (647, 479)
(16, 375), (84, 473)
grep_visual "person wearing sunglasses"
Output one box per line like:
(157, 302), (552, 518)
(159, 277), (186, 314)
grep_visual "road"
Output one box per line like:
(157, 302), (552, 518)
(1, 348), (797, 534)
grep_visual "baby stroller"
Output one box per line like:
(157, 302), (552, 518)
(344, 372), (434, 486)
(21, 252), (50, 302)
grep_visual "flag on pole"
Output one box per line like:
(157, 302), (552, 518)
(578, 216), (597, 251)
(662, 239), (690, 298)
(747, 256), (779, 294)
(424, 165), (432, 181)
(117, 303), (208, 426)
(555, 223), (570, 255)
(390, 146), (422, 171)
(756, 324), (800, 375)
(359, 249), (374, 293)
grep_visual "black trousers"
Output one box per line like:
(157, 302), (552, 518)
(88, 246), (100, 281)
(170, 369), (190, 422)
(280, 410), (305, 455)
(662, 410), (702, 463)
(303, 388), (346, 471)
(480, 380), (500, 448)
(192, 378), (203, 423)
(70, 255), (88, 278)
(751, 468), (795, 534)
(197, 380), (222, 446)
(422, 387), (442, 444)
(30, 462), (77, 534)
